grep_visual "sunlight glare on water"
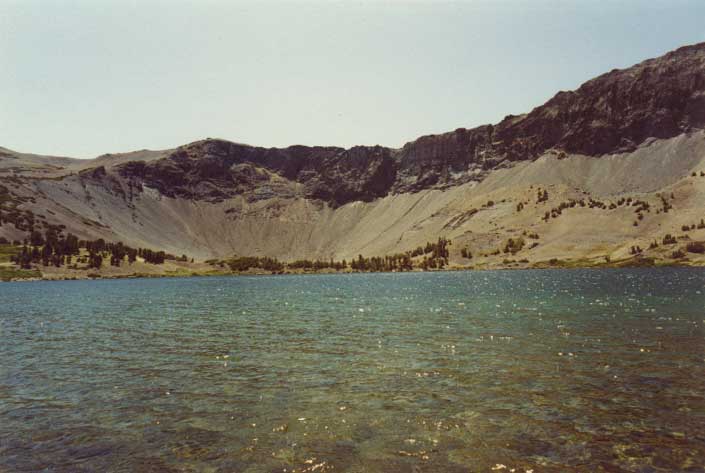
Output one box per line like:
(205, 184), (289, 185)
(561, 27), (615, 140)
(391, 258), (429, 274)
(1, 269), (704, 472)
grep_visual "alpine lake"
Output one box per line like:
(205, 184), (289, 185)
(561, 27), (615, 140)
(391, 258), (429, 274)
(1, 268), (704, 472)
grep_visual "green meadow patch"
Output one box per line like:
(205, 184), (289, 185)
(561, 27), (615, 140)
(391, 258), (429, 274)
(0, 266), (41, 281)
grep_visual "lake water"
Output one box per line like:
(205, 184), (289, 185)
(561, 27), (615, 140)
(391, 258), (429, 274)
(1, 269), (704, 472)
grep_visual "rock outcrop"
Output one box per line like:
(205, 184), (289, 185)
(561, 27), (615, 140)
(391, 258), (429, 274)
(113, 42), (705, 206)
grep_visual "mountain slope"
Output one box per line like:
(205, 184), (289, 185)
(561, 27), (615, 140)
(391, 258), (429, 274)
(2, 42), (705, 268)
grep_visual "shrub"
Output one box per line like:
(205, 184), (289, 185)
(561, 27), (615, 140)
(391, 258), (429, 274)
(663, 234), (677, 245)
(536, 189), (549, 203)
(686, 242), (705, 254)
(503, 237), (525, 254)
(671, 249), (686, 259)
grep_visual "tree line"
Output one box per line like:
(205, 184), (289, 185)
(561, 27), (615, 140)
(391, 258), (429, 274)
(9, 228), (183, 270)
(219, 237), (451, 273)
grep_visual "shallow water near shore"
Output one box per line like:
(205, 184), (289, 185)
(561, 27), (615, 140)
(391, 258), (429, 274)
(1, 269), (704, 472)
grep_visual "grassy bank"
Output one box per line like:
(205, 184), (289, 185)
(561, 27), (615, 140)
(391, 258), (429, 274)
(2, 242), (705, 283)
(3, 257), (705, 283)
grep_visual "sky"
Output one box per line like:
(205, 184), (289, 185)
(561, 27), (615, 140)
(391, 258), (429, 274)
(1, 0), (704, 158)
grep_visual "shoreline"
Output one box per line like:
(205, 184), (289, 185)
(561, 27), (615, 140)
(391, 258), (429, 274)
(2, 257), (702, 283)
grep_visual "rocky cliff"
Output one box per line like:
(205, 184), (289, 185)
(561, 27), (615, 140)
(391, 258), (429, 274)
(109, 42), (705, 206)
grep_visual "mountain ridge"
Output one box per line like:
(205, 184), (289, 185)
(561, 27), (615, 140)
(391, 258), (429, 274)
(2, 41), (705, 274)
(107, 40), (705, 206)
(4, 41), (704, 206)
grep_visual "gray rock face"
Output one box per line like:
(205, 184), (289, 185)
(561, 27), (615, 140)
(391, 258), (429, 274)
(117, 141), (397, 206)
(114, 42), (705, 206)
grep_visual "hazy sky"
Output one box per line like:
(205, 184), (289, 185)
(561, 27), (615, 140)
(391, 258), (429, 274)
(2, 0), (704, 158)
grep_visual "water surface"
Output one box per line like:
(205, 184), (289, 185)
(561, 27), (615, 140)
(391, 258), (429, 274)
(1, 269), (704, 472)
